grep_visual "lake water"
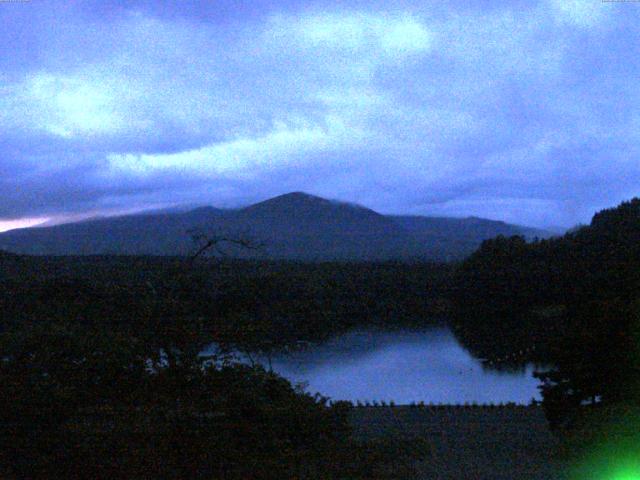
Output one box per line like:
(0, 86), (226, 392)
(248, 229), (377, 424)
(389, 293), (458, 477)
(221, 328), (543, 405)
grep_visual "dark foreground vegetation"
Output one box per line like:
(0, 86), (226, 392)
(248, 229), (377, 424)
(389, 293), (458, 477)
(0, 316), (433, 479)
(0, 256), (452, 353)
(0, 257), (442, 479)
(452, 198), (640, 434)
(3, 197), (640, 478)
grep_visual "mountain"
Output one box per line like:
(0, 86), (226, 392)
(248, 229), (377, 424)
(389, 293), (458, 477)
(231, 192), (419, 260)
(0, 192), (550, 261)
(0, 207), (226, 256)
(391, 215), (549, 260)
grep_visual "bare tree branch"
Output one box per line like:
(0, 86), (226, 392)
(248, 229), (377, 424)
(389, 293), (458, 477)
(187, 228), (265, 264)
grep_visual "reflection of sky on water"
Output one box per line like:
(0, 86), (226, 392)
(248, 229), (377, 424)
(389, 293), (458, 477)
(267, 328), (541, 404)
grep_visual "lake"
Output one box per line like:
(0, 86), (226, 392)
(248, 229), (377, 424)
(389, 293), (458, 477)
(210, 328), (543, 405)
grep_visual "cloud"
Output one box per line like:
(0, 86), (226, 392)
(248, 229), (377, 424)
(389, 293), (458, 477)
(274, 11), (433, 57)
(24, 73), (127, 138)
(549, 0), (610, 27)
(107, 115), (364, 178)
(0, 1), (639, 228)
(0, 218), (49, 234)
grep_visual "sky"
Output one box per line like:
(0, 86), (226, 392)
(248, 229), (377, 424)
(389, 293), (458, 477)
(1, 0), (639, 231)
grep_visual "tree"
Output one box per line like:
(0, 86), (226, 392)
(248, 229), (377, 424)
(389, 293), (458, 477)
(0, 232), (429, 478)
(188, 228), (265, 263)
(451, 198), (640, 429)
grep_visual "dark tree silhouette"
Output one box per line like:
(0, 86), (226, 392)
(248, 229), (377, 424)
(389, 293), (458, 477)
(452, 197), (640, 429)
(188, 228), (265, 263)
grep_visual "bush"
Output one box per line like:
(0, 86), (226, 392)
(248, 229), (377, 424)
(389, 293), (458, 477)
(0, 320), (409, 479)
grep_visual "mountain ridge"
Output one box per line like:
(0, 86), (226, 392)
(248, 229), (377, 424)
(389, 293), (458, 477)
(0, 192), (552, 261)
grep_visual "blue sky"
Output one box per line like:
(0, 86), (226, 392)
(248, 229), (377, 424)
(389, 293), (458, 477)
(1, 0), (639, 231)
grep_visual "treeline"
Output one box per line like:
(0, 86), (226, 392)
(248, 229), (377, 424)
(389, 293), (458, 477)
(451, 198), (640, 426)
(0, 257), (453, 354)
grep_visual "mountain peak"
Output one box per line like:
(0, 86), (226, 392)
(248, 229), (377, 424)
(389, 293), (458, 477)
(245, 192), (344, 211)
(270, 191), (328, 202)
(238, 192), (382, 228)
(281, 191), (313, 198)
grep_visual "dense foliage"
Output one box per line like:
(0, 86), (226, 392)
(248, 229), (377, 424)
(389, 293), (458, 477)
(0, 257), (452, 353)
(0, 258), (438, 478)
(452, 198), (640, 427)
(0, 317), (385, 479)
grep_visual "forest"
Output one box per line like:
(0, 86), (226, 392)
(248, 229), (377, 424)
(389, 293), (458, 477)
(0, 256), (442, 478)
(2, 198), (640, 477)
(451, 198), (640, 446)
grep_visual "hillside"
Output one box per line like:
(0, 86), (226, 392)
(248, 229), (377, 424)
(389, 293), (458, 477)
(0, 192), (550, 261)
(391, 215), (547, 261)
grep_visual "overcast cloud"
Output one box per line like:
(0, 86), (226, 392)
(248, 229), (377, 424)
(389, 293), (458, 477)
(1, 0), (639, 230)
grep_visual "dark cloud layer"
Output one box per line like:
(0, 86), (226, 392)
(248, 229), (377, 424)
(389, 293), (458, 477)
(1, 0), (639, 230)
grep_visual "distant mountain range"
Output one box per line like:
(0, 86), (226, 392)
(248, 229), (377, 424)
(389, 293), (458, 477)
(0, 192), (552, 261)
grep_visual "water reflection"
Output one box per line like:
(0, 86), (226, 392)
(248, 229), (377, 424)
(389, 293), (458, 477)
(265, 328), (541, 404)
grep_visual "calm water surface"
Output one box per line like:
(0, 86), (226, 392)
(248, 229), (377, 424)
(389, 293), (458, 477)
(262, 328), (541, 404)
